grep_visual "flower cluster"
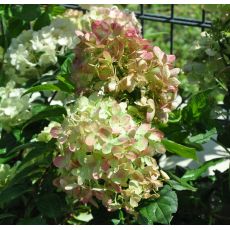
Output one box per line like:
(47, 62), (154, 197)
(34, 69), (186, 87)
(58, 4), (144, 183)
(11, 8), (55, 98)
(63, 6), (141, 34)
(72, 19), (180, 122)
(0, 81), (32, 131)
(4, 18), (80, 85)
(51, 95), (168, 213)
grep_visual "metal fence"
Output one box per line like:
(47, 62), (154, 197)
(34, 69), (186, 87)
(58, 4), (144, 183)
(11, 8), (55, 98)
(63, 4), (212, 54)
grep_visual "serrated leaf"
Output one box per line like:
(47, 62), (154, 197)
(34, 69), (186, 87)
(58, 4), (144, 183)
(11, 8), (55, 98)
(187, 128), (217, 144)
(139, 185), (178, 224)
(182, 88), (215, 125)
(182, 158), (225, 181)
(162, 139), (197, 160)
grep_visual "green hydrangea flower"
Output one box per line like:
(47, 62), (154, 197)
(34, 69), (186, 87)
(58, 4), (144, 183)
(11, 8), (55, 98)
(52, 95), (168, 213)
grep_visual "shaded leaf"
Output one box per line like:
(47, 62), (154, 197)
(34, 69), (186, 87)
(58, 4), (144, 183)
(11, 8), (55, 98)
(36, 193), (66, 218)
(162, 139), (197, 160)
(187, 128), (217, 144)
(182, 158), (225, 181)
(24, 105), (67, 127)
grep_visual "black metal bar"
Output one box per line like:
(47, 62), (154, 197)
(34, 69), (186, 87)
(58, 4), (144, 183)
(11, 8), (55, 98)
(140, 4), (144, 36)
(201, 9), (206, 32)
(170, 4), (174, 54)
(135, 14), (211, 28)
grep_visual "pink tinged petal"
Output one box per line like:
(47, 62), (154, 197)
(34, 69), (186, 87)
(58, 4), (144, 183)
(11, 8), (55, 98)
(114, 153), (123, 159)
(75, 30), (84, 37)
(111, 183), (122, 193)
(92, 172), (100, 180)
(170, 68), (180, 77)
(53, 155), (66, 168)
(50, 127), (60, 138)
(134, 137), (148, 152)
(69, 143), (76, 152)
(136, 123), (151, 136)
(103, 50), (112, 61)
(140, 50), (154, 60)
(111, 146), (123, 154)
(146, 109), (155, 123)
(125, 152), (137, 161)
(85, 133), (96, 146)
(58, 135), (67, 144)
(148, 130), (164, 141)
(102, 142), (112, 154)
(167, 54), (176, 63)
(98, 127), (112, 141)
(155, 143), (166, 154)
(52, 178), (60, 187)
(101, 160), (110, 171)
(128, 128), (136, 138)
(153, 46), (164, 60)
(94, 191), (104, 200)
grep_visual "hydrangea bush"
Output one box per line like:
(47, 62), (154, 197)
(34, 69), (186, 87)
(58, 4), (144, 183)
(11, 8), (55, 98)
(3, 5), (222, 225)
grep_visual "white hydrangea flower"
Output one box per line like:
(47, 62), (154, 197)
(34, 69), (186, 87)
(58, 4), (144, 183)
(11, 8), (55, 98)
(4, 18), (80, 85)
(0, 81), (32, 131)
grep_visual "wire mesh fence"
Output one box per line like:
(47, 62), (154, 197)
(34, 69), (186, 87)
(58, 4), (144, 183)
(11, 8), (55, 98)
(63, 4), (212, 54)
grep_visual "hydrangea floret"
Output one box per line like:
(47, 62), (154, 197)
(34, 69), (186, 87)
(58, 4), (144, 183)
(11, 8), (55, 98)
(0, 81), (32, 131)
(51, 95), (168, 213)
(4, 18), (80, 84)
(73, 19), (180, 122)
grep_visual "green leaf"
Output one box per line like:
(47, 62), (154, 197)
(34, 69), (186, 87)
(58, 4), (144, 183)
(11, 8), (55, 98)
(182, 89), (215, 125)
(0, 184), (33, 206)
(0, 213), (15, 220)
(22, 84), (61, 96)
(59, 52), (75, 76)
(73, 212), (93, 222)
(18, 216), (46, 225)
(187, 128), (217, 144)
(56, 75), (75, 93)
(162, 139), (197, 160)
(48, 5), (66, 16)
(36, 193), (66, 218)
(24, 105), (67, 127)
(182, 158), (225, 181)
(138, 185), (178, 224)
(166, 172), (197, 191)
(33, 10), (51, 31)
(20, 5), (41, 21)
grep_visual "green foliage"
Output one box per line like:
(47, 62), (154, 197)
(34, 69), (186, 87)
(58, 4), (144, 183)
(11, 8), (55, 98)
(138, 185), (178, 224)
(162, 139), (197, 160)
(181, 158), (225, 181)
(0, 4), (229, 225)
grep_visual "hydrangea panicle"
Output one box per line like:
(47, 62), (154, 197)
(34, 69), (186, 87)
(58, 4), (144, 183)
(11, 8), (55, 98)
(72, 19), (180, 123)
(51, 95), (168, 213)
